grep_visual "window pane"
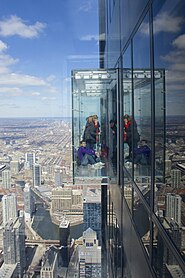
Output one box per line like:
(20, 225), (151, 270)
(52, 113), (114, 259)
(153, 0), (185, 262)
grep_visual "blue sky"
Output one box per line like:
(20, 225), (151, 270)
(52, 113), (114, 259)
(0, 0), (99, 117)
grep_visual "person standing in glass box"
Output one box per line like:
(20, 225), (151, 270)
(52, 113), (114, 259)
(123, 114), (140, 160)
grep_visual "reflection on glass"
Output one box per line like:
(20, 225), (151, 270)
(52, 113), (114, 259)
(133, 189), (150, 256)
(123, 175), (133, 211)
(122, 45), (132, 171)
(153, 0), (185, 262)
(133, 14), (152, 185)
(152, 226), (184, 277)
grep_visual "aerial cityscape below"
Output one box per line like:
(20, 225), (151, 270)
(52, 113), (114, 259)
(0, 115), (184, 276)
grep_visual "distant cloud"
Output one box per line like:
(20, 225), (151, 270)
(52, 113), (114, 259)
(162, 34), (185, 91)
(41, 96), (56, 101)
(141, 12), (183, 35)
(80, 33), (105, 41)
(0, 40), (18, 73)
(31, 92), (40, 96)
(79, 1), (93, 12)
(0, 54), (18, 68)
(46, 75), (56, 82)
(0, 15), (46, 38)
(0, 40), (8, 52)
(68, 54), (98, 60)
(0, 73), (47, 86)
(80, 34), (98, 41)
(0, 87), (22, 95)
(172, 34), (185, 49)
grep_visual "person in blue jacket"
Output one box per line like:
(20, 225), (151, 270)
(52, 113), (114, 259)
(134, 139), (151, 165)
(77, 141), (100, 166)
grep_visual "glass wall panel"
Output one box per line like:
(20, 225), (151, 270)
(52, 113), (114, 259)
(122, 45), (132, 172)
(152, 226), (185, 277)
(106, 0), (121, 68)
(153, 0), (185, 263)
(123, 171), (133, 212)
(133, 15), (152, 198)
(133, 189), (150, 257)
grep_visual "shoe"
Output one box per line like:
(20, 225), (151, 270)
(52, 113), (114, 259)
(125, 155), (131, 159)
(96, 162), (105, 166)
(92, 162), (105, 169)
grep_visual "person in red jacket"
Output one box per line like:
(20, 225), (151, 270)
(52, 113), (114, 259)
(123, 114), (140, 160)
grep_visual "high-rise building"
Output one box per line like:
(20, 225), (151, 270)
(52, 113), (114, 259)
(83, 190), (101, 241)
(165, 160), (172, 177)
(166, 193), (182, 227)
(51, 187), (72, 213)
(25, 152), (35, 169)
(77, 228), (101, 277)
(2, 169), (11, 189)
(54, 170), (63, 187)
(59, 218), (70, 267)
(171, 169), (181, 188)
(2, 194), (17, 226)
(23, 183), (35, 220)
(3, 212), (26, 277)
(33, 163), (41, 187)
(70, 0), (185, 276)
(40, 247), (58, 278)
(10, 160), (20, 175)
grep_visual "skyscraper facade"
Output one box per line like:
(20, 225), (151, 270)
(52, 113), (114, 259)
(171, 169), (181, 189)
(2, 194), (17, 226)
(51, 187), (72, 213)
(166, 193), (182, 227)
(33, 163), (41, 187)
(83, 191), (101, 241)
(54, 169), (63, 187)
(3, 213), (26, 277)
(24, 183), (35, 220)
(2, 169), (11, 189)
(59, 218), (71, 267)
(71, 0), (185, 277)
(97, 0), (185, 276)
(40, 247), (58, 278)
(10, 160), (20, 175)
(77, 228), (101, 277)
(25, 152), (36, 169)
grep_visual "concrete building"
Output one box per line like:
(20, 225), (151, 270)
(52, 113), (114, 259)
(25, 152), (36, 169)
(171, 169), (181, 189)
(2, 194), (17, 227)
(40, 247), (58, 278)
(10, 161), (20, 175)
(23, 183), (35, 221)
(33, 163), (41, 187)
(77, 228), (101, 277)
(54, 170), (63, 187)
(3, 213), (26, 277)
(51, 187), (72, 213)
(165, 160), (172, 177)
(0, 264), (18, 278)
(166, 193), (182, 227)
(2, 169), (11, 189)
(83, 190), (101, 241)
(59, 218), (71, 267)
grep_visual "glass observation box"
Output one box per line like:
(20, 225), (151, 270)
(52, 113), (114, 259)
(71, 68), (165, 183)
(71, 69), (117, 180)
